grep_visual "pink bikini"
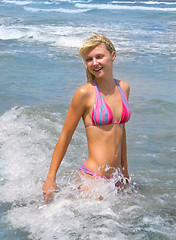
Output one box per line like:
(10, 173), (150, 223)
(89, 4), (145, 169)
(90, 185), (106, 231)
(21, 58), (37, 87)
(80, 79), (131, 186)
(85, 79), (130, 128)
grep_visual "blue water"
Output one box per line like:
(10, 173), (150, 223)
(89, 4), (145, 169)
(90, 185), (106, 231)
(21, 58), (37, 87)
(0, 0), (176, 239)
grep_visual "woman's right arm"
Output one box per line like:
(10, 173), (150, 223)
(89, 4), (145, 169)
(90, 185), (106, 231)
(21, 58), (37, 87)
(42, 86), (89, 203)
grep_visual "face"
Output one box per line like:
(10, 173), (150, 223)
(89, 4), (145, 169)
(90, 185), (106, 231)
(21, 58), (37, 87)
(84, 43), (115, 80)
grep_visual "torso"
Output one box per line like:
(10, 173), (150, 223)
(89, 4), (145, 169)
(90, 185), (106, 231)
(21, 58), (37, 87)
(82, 79), (130, 178)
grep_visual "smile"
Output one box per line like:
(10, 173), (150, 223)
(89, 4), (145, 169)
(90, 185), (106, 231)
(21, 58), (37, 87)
(93, 67), (103, 72)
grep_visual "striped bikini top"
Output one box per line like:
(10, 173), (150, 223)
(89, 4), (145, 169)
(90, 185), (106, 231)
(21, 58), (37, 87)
(85, 79), (130, 128)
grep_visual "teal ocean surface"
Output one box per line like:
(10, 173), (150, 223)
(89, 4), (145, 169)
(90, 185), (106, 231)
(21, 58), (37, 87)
(0, 0), (176, 239)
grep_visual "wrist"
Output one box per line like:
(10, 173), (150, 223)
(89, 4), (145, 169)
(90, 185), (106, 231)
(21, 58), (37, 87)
(122, 168), (129, 177)
(122, 166), (128, 172)
(46, 175), (56, 182)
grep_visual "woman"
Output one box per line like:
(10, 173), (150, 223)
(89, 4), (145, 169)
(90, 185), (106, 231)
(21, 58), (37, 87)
(42, 33), (131, 203)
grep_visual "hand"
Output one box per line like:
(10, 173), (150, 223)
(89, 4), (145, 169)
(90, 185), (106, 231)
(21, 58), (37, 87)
(122, 169), (129, 184)
(42, 177), (57, 204)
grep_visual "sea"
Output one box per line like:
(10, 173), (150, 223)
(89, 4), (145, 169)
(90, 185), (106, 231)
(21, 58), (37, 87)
(0, 0), (176, 239)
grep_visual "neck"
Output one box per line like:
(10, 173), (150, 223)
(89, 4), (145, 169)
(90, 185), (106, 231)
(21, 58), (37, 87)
(95, 73), (115, 92)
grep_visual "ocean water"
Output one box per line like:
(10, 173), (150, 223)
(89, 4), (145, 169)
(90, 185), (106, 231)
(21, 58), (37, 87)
(0, 0), (176, 239)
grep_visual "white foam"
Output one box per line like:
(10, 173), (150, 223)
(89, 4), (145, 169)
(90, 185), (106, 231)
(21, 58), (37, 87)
(75, 3), (176, 11)
(0, 106), (175, 239)
(0, 24), (83, 48)
(24, 6), (90, 13)
(0, 107), (132, 239)
(0, 25), (26, 40)
(142, 1), (176, 5)
(1, 20), (175, 58)
(0, 107), (61, 202)
(112, 1), (137, 4)
(112, 1), (176, 5)
(2, 0), (32, 5)
(53, 0), (89, 3)
(7, 197), (129, 240)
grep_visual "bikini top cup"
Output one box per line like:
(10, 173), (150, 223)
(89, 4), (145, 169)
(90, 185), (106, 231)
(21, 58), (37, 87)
(85, 79), (130, 128)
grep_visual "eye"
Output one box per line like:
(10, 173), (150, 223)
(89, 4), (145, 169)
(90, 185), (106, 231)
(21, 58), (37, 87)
(85, 57), (92, 63)
(96, 54), (104, 59)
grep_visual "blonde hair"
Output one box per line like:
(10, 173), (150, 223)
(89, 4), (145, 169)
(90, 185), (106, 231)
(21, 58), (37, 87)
(79, 33), (116, 82)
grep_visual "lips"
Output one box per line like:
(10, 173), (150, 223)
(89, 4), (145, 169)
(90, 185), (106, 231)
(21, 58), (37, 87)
(93, 67), (103, 72)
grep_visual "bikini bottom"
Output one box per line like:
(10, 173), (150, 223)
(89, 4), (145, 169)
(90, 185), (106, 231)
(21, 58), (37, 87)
(79, 162), (122, 187)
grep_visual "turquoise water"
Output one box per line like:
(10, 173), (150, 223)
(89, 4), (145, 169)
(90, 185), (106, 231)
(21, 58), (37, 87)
(0, 0), (176, 239)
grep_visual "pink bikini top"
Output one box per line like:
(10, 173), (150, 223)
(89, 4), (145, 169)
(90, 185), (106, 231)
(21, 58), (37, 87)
(85, 79), (131, 128)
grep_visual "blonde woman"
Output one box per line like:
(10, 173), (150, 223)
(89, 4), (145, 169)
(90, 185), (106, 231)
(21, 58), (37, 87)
(42, 33), (131, 203)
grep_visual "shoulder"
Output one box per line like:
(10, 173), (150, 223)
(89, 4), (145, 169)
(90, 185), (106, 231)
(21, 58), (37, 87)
(71, 82), (94, 107)
(74, 82), (93, 100)
(118, 80), (130, 99)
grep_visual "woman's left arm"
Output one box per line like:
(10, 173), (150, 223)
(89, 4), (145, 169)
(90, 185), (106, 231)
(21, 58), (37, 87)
(121, 124), (129, 179)
(120, 81), (130, 180)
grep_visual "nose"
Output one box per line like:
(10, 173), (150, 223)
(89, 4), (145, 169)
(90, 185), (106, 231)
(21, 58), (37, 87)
(92, 57), (98, 65)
